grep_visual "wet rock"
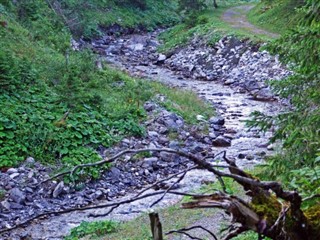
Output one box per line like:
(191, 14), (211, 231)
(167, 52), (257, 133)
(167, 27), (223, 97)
(9, 188), (25, 204)
(212, 136), (231, 147)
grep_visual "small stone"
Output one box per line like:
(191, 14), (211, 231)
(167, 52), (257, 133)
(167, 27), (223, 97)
(25, 157), (35, 165)
(238, 153), (246, 159)
(159, 152), (174, 162)
(267, 144), (274, 150)
(159, 127), (168, 134)
(212, 136), (231, 147)
(209, 132), (217, 139)
(158, 137), (169, 145)
(148, 131), (159, 138)
(25, 187), (33, 194)
(1, 200), (11, 210)
(9, 188), (26, 204)
(6, 168), (18, 174)
(209, 116), (225, 125)
(142, 157), (158, 168)
(9, 173), (20, 179)
(157, 161), (168, 168)
(10, 202), (24, 209)
(53, 182), (64, 198)
(156, 54), (166, 64)
(246, 154), (254, 161)
(144, 102), (156, 112)
(168, 141), (180, 149)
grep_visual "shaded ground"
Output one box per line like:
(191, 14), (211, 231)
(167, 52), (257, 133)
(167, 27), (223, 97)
(222, 5), (279, 39)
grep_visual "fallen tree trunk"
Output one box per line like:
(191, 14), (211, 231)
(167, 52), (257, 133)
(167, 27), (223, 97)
(182, 153), (318, 240)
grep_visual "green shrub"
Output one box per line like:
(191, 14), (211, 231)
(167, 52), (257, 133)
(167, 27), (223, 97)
(65, 220), (118, 239)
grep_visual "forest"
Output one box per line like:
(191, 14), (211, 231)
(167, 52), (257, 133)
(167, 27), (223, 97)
(0, 0), (319, 239)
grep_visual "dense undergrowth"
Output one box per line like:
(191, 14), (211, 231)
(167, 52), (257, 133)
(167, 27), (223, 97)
(42, 0), (180, 38)
(248, 0), (320, 201)
(0, 1), (212, 176)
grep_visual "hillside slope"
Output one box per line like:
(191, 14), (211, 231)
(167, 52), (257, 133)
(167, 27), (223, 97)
(0, 1), (209, 174)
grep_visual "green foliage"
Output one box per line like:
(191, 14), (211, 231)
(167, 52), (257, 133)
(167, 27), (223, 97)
(178, 0), (207, 15)
(64, 220), (118, 240)
(0, 2), (213, 180)
(232, 231), (271, 240)
(0, 189), (6, 201)
(248, 0), (320, 197)
(48, 0), (179, 38)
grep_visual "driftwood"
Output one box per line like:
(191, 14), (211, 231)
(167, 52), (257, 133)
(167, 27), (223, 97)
(1, 148), (319, 240)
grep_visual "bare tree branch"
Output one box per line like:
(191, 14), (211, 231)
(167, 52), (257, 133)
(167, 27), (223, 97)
(303, 193), (320, 202)
(150, 169), (189, 207)
(0, 191), (211, 234)
(166, 226), (218, 240)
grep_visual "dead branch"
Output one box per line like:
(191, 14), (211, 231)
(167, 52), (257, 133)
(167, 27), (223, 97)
(182, 192), (260, 232)
(2, 147), (314, 240)
(166, 226), (218, 240)
(223, 226), (247, 240)
(0, 191), (210, 234)
(150, 169), (188, 207)
(90, 166), (197, 218)
(303, 193), (320, 202)
(135, 165), (198, 198)
(38, 147), (234, 186)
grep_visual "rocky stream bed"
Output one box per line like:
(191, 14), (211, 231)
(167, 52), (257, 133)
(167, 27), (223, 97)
(0, 30), (290, 240)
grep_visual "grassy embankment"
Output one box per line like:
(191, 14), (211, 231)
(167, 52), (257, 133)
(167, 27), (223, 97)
(158, 2), (275, 54)
(0, 1), (213, 178)
(247, 0), (303, 34)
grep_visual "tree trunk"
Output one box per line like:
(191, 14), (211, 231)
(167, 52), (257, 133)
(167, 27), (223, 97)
(213, 0), (218, 8)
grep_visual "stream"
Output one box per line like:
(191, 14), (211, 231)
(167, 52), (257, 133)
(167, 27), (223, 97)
(3, 31), (287, 240)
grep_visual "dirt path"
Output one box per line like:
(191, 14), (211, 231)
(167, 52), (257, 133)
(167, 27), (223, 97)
(222, 5), (279, 39)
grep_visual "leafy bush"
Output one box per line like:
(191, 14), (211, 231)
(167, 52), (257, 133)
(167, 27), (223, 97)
(64, 220), (118, 239)
(249, 0), (320, 196)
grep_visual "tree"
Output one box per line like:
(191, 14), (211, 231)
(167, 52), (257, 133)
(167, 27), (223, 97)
(213, 0), (218, 8)
(247, 1), (320, 227)
(178, 0), (207, 15)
